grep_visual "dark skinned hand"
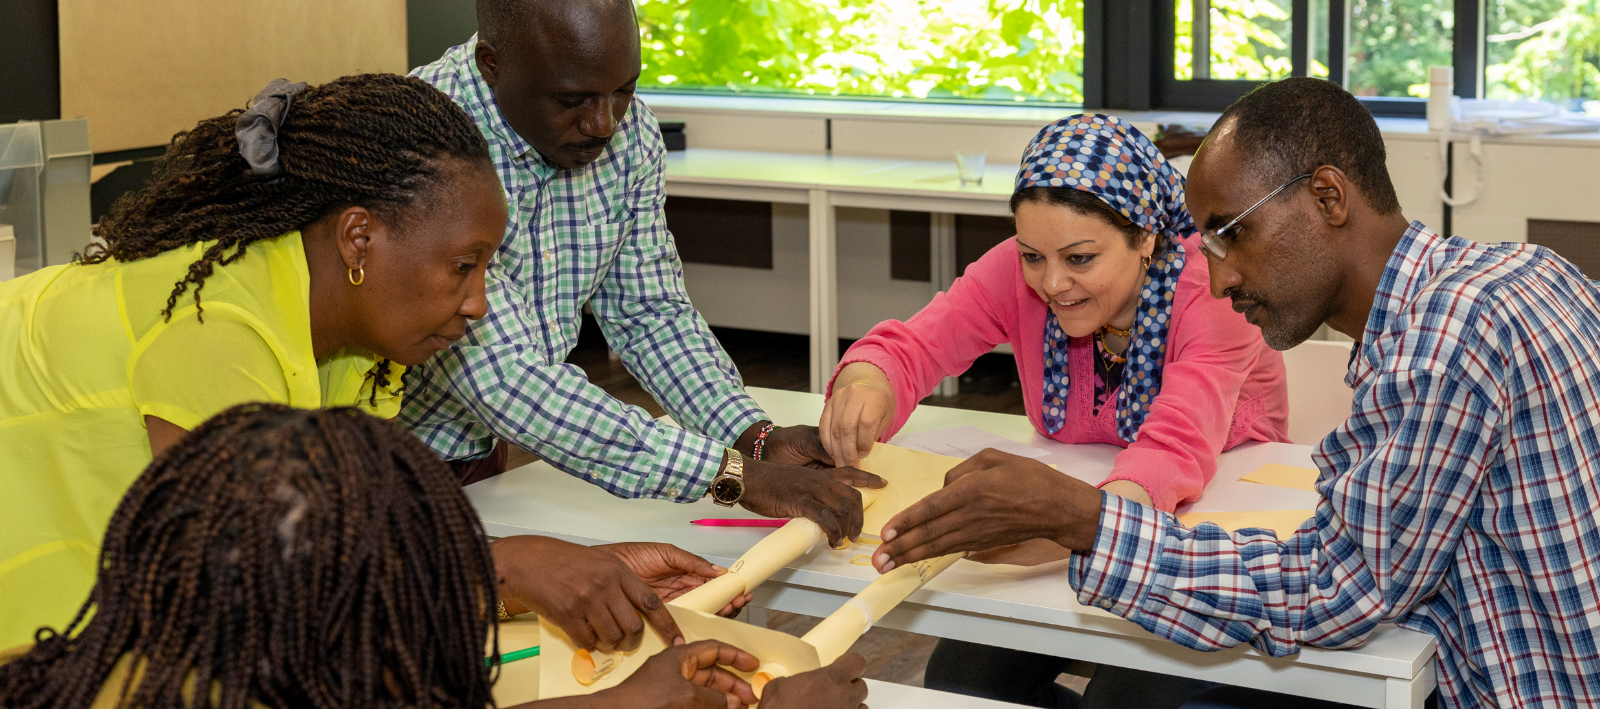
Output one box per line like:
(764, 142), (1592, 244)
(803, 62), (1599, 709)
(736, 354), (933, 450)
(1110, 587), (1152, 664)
(754, 425), (837, 469)
(760, 653), (870, 709)
(739, 456), (886, 548)
(598, 542), (753, 617)
(603, 640), (762, 709)
(491, 535), (680, 653)
(872, 448), (1104, 573)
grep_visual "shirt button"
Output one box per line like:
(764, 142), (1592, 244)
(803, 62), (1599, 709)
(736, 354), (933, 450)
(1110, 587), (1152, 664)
(543, 249), (554, 260)
(668, 487), (682, 497)
(1100, 599), (1115, 610)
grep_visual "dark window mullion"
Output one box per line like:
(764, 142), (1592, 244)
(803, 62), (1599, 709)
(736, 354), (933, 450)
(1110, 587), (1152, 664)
(1453, 0), (1485, 98)
(1326, 0), (1347, 87)
(1291, 0), (1310, 77)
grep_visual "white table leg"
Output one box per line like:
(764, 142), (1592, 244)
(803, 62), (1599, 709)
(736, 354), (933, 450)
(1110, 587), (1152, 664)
(1385, 666), (1436, 709)
(809, 188), (839, 394)
(931, 212), (959, 397)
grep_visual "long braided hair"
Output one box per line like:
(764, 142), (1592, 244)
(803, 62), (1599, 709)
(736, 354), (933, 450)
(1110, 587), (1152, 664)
(0, 405), (501, 709)
(84, 73), (491, 400)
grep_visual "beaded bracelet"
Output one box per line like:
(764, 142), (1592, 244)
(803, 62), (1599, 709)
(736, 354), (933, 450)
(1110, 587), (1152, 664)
(751, 422), (779, 461)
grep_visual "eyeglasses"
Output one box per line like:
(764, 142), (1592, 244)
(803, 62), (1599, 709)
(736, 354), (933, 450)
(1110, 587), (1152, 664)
(1199, 173), (1313, 260)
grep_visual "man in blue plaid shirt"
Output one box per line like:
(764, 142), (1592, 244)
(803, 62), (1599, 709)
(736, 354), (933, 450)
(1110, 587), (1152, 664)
(403, 0), (881, 546)
(875, 78), (1600, 708)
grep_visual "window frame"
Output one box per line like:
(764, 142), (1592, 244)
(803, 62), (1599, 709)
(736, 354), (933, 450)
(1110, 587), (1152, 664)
(1088, 0), (1487, 116)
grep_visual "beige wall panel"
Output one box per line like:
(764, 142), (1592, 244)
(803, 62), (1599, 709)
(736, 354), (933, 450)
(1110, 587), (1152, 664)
(830, 119), (1046, 167)
(1382, 137), (1446, 235)
(1450, 141), (1600, 243)
(648, 108), (827, 155)
(60, 0), (408, 154)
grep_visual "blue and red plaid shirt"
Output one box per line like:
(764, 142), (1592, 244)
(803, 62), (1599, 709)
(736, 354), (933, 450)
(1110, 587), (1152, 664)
(1071, 222), (1600, 708)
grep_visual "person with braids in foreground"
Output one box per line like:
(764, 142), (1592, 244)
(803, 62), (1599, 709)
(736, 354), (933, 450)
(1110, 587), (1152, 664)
(0, 73), (507, 649)
(0, 404), (868, 709)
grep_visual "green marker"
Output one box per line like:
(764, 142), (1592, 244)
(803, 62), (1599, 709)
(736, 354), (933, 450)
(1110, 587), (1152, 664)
(488, 645), (541, 668)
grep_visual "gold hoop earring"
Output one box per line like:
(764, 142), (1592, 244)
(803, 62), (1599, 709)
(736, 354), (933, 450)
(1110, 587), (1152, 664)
(1141, 256), (1151, 270)
(348, 266), (365, 286)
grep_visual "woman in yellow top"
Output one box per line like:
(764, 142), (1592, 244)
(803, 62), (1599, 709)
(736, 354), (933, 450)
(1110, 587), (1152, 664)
(0, 73), (508, 649)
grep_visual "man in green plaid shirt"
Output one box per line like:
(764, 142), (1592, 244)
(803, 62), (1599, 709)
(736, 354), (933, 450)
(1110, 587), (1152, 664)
(403, 0), (879, 544)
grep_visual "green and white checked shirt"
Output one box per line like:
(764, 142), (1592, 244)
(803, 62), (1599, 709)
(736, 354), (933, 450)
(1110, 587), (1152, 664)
(403, 39), (767, 501)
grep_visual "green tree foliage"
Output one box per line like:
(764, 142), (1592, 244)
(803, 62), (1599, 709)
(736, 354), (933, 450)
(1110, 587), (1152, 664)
(1485, 0), (1600, 108)
(636, 0), (1597, 111)
(637, 0), (1085, 102)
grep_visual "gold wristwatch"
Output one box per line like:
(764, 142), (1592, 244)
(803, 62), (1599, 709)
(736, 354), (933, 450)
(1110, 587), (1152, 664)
(709, 447), (746, 507)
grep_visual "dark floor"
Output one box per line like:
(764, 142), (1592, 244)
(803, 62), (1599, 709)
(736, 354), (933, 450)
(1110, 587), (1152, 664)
(564, 317), (1090, 694)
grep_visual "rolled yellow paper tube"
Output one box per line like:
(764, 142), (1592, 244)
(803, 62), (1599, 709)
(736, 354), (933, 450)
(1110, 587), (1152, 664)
(751, 661), (788, 698)
(802, 553), (962, 664)
(669, 518), (826, 614)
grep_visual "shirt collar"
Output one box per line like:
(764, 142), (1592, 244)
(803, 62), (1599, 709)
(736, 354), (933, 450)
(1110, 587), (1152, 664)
(452, 34), (556, 180)
(1347, 220), (1440, 384)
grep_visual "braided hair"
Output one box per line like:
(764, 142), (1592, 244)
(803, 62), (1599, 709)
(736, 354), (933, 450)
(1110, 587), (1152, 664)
(84, 73), (492, 321)
(83, 73), (491, 401)
(0, 404), (501, 709)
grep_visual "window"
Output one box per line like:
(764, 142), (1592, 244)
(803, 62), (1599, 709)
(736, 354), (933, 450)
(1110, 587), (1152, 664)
(1345, 0), (1454, 98)
(636, 0), (1086, 104)
(1174, 0), (1302, 82)
(1484, 0), (1600, 111)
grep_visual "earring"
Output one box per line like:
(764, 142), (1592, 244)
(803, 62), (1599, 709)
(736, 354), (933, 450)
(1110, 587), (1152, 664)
(1141, 256), (1151, 270)
(348, 265), (365, 286)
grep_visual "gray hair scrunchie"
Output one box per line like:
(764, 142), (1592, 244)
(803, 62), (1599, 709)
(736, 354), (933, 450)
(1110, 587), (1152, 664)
(234, 78), (307, 177)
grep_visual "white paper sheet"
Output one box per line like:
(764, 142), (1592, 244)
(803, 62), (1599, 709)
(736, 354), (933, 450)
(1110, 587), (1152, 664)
(892, 425), (1051, 460)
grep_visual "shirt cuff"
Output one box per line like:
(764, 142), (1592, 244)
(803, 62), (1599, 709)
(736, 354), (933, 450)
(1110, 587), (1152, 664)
(651, 427), (727, 503)
(1068, 491), (1170, 617)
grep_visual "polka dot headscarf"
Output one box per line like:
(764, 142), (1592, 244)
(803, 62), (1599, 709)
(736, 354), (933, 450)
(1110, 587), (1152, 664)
(1022, 114), (1195, 442)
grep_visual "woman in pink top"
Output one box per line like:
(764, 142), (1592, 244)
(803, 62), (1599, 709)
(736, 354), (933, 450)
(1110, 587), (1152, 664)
(823, 113), (1289, 708)
(824, 114), (1287, 514)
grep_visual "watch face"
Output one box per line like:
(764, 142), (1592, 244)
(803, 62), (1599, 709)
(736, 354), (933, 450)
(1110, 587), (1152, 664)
(712, 476), (744, 502)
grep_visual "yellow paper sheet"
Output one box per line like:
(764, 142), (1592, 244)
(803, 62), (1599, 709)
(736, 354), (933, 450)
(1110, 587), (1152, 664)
(801, 553), (962, 665)
(540, 605), (820, 699)
(855, 444), (965, 536)
(1175, 509), (1315, 537)
(1239, 464), (1320, 492)
(492, 618), (542, 706)
(669, 518), (827, 614)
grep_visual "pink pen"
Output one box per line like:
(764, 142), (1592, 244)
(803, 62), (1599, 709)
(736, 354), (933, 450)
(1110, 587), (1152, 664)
(690, 518), (787, 527)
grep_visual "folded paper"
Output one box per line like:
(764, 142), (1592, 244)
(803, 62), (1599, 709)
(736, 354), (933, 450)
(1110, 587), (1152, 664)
(1238, 464), (1320, 492)
(539, 443), (966, 700)
(491, 617), (542, 706)
(669, 517), (827, 614)
(1175, 509), (1315, 537)
(855, 443), (964, 536)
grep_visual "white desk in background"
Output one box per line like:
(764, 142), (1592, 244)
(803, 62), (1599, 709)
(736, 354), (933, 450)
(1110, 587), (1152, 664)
(465, 388), (1437, 709)
(663, 148), (1014, 395)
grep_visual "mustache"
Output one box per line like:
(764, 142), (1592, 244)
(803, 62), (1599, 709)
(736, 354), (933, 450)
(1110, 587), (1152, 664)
(1227, 289), (1268, 306)
(566, 137), (609, 151)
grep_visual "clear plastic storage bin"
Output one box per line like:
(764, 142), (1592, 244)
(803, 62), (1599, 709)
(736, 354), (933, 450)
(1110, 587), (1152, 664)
(0, 122), (45, 280)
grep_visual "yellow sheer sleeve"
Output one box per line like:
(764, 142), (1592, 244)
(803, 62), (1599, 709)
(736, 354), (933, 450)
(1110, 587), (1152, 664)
(129, 313), (291, 431)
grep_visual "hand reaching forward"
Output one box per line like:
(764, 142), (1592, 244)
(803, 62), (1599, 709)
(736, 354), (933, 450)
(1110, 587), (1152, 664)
(491, 535), (681, 652)
(600, 541), (753, 617)
(872, 448), (1104, 572)
(740, 459), (886, 547)
(819, 362), (897, 468)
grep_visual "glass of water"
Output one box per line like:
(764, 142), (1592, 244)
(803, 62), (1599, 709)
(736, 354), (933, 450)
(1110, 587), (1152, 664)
(956, 151), (986, 185)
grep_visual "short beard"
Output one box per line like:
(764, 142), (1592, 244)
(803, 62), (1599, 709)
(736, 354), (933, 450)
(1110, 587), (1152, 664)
(1255, 303), (1328, 350)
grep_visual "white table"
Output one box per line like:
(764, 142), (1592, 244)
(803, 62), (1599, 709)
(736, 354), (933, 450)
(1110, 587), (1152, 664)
(466, 388), (1437, 708)
(664, 149), (1014, 394)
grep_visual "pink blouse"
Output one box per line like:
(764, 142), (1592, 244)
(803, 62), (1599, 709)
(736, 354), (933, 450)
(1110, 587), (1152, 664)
(830, 235), (1289, 512)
